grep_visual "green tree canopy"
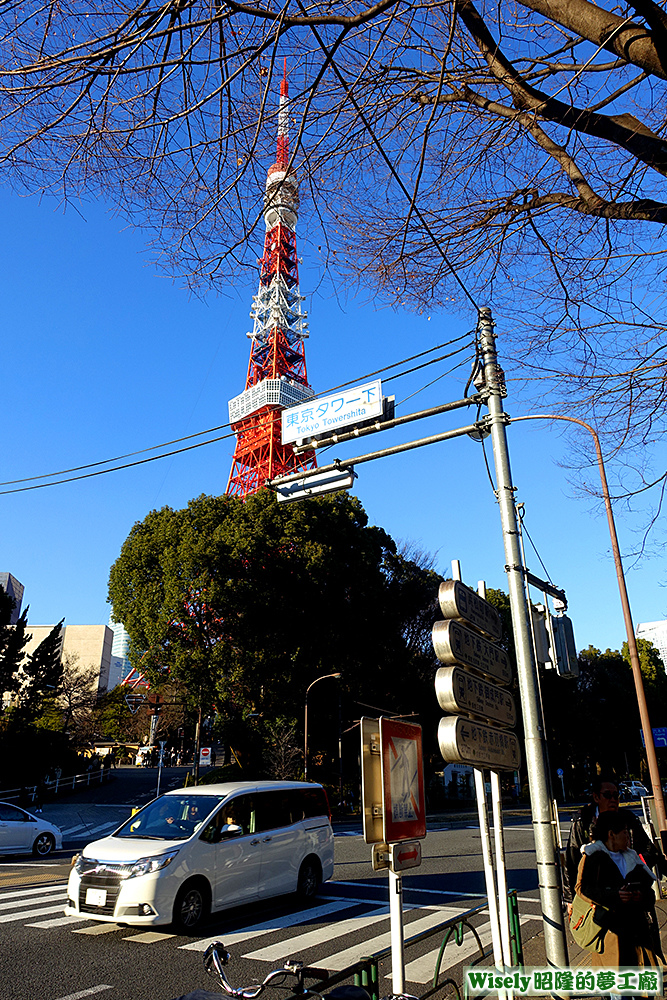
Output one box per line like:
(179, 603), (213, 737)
(108, 491), (442, 729)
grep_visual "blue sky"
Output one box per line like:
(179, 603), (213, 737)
(1, 185), (665, 657)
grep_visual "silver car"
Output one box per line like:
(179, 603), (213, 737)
(0, 801), (62, 856)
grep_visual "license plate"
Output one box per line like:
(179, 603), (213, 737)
(85, 888), (107, 907)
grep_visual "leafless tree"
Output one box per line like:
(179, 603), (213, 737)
(262, 718), (303, 779)
(56, 653), (100, 741)
(1, 1), (666, 490)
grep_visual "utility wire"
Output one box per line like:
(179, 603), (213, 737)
(0, 431), (239, 497)
(521, 519), (555, 585)
(1, 335), (475, 495)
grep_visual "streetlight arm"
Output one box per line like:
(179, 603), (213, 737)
(304, 673), (342, 782)
(510, 412), (667, 836)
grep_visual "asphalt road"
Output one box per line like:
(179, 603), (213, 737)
(0, 812), (548, 1000)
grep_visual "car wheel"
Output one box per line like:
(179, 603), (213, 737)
(172, 879), (210, 932)
(297, 857), (321, 899)
(32, 833), (55, 857)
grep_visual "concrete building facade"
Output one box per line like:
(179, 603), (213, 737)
(636, 620), (667, 671)
(22, 624), (113, 698)
(0, 572), (25, 624)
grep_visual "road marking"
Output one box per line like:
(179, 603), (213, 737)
(62, 824), (89, 835)
(0, 883), (66, 901)
(0, 902), (64, 923)
(73, 923), (122, 935)
(0, 888), (66, 911)
(311, 908), (458, 972)
(0, 861), (62, 867)
(75, 822), (119, 838)
(244, 906), (396, 962)
(180, 899), (360, 952)
(26, 914), (90, 928)
(124, 930), (177, 943)
(52, 987), (113, 1000)
(330, 881), (486, 899)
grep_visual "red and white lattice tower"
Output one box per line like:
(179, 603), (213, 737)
(226, 64), (316, 496)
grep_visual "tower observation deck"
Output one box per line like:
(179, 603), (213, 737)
(226, 65), (316, 496)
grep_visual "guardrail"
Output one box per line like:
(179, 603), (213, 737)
(307, 891), (523, 1000)
(1, 767), (113, 804)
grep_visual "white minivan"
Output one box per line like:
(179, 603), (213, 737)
(65, 780), (334, 931)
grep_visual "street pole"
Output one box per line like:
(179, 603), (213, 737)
(478, 306), (568, 966)
(193, 696), (202, 786)
(510, 412), (667, 838)
(304, 673), (341, 782)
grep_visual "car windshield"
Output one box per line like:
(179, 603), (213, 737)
(114, 795), (225, 840)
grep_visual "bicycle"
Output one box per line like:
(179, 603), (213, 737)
(201, 942), (369, 1000)
(197, 942), (416, 1000)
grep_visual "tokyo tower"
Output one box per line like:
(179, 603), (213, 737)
(226, 64), (316, 497)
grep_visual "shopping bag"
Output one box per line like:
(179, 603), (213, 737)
(570, 893), (610, 953)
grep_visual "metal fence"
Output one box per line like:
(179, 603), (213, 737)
(307, 891), (523, 1000)
(1, 767), (113, 804)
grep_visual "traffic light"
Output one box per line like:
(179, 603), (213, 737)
(147, 692), (164, 716)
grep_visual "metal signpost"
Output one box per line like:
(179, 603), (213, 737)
(434, 568), (520, 997)
(272, 306), (571, 966)
(361, 717), (426, 994)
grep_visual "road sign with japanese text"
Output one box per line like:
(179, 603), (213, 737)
(437, 579), (503, 640)
(281, 380), (383, 445)
(438, 716), (522, 770)
(435, 665), (516, 728)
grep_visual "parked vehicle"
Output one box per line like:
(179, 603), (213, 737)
(65, 780), (334, 931)
(0, 801), (62, 856)
(624, 780), (650, 798)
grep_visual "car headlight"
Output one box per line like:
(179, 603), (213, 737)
(127, 851), (180, 879)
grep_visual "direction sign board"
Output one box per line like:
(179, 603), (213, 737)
(281, 380), (383, 445)
(437, 579), (503, 640)
(438, 716), (521, 771)
(381, 718), (426, 843)
(640, 727), (667, 749)
(435, 666), (516, 728)
(432, 619), (511, 685)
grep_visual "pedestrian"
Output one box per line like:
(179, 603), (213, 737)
(211, 749), (217, 767)
(575, 810), (663, 967)
(562, 776), (666, 913)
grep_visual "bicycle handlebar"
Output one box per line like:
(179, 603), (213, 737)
(204, 942), (330, 999)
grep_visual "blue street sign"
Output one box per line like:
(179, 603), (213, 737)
(556, 768), (564, 777)
(639, 727), (667, 748)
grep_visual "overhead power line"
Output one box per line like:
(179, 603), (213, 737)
(1, 333), (474, 496)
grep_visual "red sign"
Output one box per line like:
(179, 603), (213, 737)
(380, 719), (426, 843)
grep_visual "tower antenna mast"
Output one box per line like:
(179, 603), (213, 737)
(227, 63), (316, 496)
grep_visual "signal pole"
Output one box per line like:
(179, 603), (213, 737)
(477, 306), (568, 966)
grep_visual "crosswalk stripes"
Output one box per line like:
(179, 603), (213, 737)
(244, 905), (401, 962)
(62, 822), (120, 839)
(180, 899), (362, 952)
(309, 907), (467, 974)
(0, 883), (65, 910)
(0, 881), (543, 986)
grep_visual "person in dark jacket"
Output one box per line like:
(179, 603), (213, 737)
(575, 810), (663, 967)
(563, 777), (666, 909)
